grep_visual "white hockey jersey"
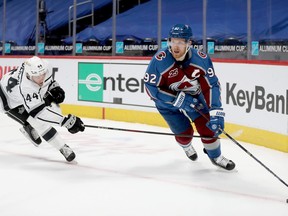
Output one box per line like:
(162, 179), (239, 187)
(0, 62), (64, 125)
(1, 63), (51, 110)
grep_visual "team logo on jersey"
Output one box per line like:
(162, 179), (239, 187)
(169, 76), (200, 94)
(197, 50), (207, 59)
(155, 51), (166, 61)
(168, 68), (178, 78)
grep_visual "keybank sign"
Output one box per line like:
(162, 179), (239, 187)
(226, 82), (288, 115)
(78, 62), (146, 104)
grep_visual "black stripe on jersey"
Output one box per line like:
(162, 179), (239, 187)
(18, 64), (31, 109)
(0, 85), (10, 111)
(36, 107), (63, 125)
(42, 127), (57, 142)
(30, 104), (46, 117)
(46, 107), (63, 117)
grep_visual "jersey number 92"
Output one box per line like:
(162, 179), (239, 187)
(144, 72), (157, 84)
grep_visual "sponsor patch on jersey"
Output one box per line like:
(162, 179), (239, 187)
(168, 68), (178, 78)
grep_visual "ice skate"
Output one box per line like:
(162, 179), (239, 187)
(20, 124), (42, 147)
(209, 155), (235, 170)
(203, 148), (235, 170)
(60, 144), (76, 162)
(183, 144), (198, 161)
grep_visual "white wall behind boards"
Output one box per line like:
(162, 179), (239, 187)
(0, 57), (287, 137)
(215, 63), (288, 135)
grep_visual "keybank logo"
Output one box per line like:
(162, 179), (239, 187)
(78, 62), (103, 102)
(226, 82), (288, 115)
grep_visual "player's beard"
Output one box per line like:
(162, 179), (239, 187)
(171, 45), (190, 61)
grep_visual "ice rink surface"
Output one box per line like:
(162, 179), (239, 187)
(0, 113), (287, 216)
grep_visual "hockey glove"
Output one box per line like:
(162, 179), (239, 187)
(173, 91), (203, 112)
(206, 109), (225, 136)
(43, 81), (65, 106)
(61, 114), (85, 134)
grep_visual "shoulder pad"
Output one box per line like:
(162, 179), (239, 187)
(197, 50), (208, 59)
(154, 49), (169, 61)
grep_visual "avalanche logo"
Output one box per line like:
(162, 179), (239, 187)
(170, 76), (200, 93)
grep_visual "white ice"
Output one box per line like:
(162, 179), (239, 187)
(0, 113), (287, 216)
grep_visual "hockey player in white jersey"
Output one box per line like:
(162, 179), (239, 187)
(0, 56), (85, 162)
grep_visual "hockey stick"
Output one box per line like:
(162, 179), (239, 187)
(192, 106), (288, 188)
(84, 124), (216, 139)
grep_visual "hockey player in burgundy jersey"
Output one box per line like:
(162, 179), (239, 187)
(0, 56), (85, 162)
(144, 24), (235, 170)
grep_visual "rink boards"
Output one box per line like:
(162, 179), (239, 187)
(0, 56), (287, 152)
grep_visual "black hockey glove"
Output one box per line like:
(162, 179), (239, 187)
(61, 114), (85, 134)
(43, 81), (65, 106)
